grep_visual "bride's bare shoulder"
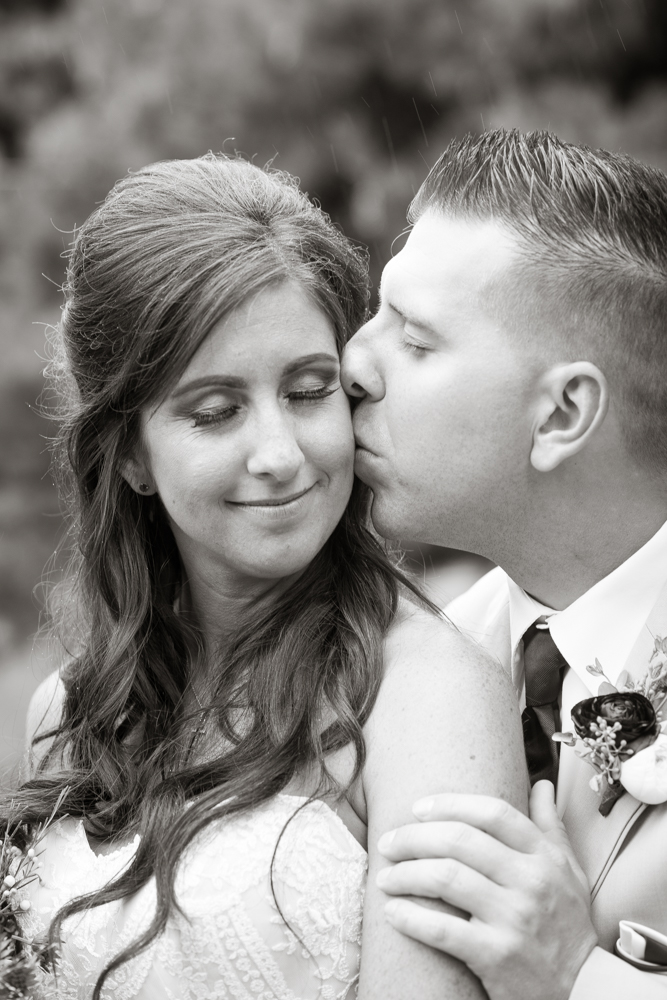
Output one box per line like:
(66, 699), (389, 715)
(364, 595), (526, 814)
(26, 669), (65, 761)
(383, 596), (510, 695)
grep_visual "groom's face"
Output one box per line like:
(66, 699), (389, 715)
(342, 211), (538, 550)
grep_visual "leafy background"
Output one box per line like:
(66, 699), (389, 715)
(1, 0), (666, 777)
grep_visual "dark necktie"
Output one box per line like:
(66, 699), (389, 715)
(521, 621), (568, 786)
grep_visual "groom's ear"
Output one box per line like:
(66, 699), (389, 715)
(530, 362), (609, 473)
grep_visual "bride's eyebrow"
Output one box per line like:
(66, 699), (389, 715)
(171, 375), (248, 398)
(170, 354), (339, 399)
(281, 352), (339, 376)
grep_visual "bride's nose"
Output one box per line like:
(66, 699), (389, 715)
(341, 325), (385, 402)
(246, 410), (306, 481)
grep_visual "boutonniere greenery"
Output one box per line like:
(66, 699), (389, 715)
(554, 636), (667, 816)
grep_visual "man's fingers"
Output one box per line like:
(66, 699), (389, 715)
(377, 821), (524, 885)
(529, 780), (590, 893)
(377, 858), (505, 923)
(383, 898), (486, 969)
(529, 780), (560, 832)
(412, 793), (541, 852)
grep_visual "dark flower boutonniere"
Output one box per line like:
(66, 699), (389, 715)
(554, 638), (667, 816)
(571, 691), (658, 746)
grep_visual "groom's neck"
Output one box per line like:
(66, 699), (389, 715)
(494, 476), (667, 611)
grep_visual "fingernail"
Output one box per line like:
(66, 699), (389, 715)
(377, 830), (395, 853)
(412, 797), (434, 820)
(375, 868), (389, 888)
(384, 899), (399, 918)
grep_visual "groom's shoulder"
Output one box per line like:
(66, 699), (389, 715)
(446, 565), (510, 633)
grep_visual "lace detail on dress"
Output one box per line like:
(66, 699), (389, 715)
(20, 795), (367, 1000)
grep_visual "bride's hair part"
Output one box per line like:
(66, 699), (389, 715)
(409, 128), (667, 469)
(5, 155), (432, 996)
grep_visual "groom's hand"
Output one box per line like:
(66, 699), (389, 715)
(376, 781), (598, 1000)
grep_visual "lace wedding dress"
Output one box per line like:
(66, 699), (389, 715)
(19, 794), (367, 1000)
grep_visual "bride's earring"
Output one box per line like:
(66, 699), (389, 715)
(138, 483), (151, 494)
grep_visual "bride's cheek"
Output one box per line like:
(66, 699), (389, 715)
(324, 430), (356, 489)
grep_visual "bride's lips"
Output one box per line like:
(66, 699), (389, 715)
(226, 484), (316, 519)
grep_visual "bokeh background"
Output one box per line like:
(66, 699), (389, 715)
(1, 0), (666, 778)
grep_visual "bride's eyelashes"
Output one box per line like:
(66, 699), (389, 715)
(287, 383), (339, 404)
(191, 405), (239, 428)
(190, 383), (340, 428)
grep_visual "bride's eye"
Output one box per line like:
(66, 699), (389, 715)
(286, 370), (340, 404)
(288, 384), (339, 404)
(191, 405), (239, 428)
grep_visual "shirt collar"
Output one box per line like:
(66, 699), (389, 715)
(508, 519), (667, 691)
(507, 579), (554, 654)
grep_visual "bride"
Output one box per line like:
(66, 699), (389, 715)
(9, 154), (526, 999)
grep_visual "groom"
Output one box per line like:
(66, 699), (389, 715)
(342, 129), (667, 999)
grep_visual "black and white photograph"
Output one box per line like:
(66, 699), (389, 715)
(1, 1), (667, 997)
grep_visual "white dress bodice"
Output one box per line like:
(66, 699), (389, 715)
(19, 794), (367, 1000)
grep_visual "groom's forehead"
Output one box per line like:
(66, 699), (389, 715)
(382, 213), (517, 313)
(402, 212), (517, 271)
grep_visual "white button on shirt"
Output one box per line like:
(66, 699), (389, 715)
(506, 519), (667, 812)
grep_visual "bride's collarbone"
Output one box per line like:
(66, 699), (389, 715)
(83, 745), (367, 859)
(282, 748), (368, 849)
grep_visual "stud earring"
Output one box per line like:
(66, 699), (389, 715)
(138, 483), (151, 494)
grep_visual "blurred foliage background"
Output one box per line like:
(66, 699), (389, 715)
(1, 0), (666, 774)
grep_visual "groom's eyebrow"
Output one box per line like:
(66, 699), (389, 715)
(379, 288), (436, 334)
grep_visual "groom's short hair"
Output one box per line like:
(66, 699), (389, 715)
(409, 129), (667, 469)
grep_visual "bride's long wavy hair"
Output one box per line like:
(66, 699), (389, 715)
(4, 155), (428, 996)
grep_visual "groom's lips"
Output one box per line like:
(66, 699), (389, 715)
(354, 436), (377, 457)
(354, 440), (384, 487)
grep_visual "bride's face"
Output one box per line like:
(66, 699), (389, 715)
(138, 281), (355, 591)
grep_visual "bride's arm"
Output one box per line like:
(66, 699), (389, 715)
(357, 604), (527, 1000)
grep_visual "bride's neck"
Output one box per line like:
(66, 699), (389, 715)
(178, 565), (303, 653)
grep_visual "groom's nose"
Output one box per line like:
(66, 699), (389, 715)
(341, 324), (385, 402)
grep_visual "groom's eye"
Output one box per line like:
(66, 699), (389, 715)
(401, 338), (430, 357)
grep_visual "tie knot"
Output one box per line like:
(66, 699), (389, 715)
(523, 622), (567, 707)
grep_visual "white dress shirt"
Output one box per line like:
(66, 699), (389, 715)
(447, 519), (667, 992)
(504, 518), (667, 811)
(506, 518), (667, 702)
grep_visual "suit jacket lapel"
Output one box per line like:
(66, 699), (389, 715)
(561, 578), (667, 897)
(561, 747), (646, 899)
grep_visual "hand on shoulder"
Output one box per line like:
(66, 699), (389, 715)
(377, 782), (598, 1000)
(356, 601), (527, 1000)
(368, 606), (600, 1000)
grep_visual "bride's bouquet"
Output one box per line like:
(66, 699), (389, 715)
(0, 791), (67, 997)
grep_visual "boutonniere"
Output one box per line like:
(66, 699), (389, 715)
(553, 636), (667, 816)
